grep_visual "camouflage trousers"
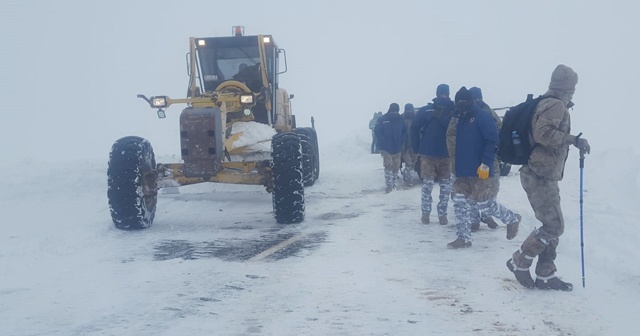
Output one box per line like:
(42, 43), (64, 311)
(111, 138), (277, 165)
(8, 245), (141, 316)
(421, 177), (452, 216)
(381, 151), (401, 188)
(381, 151), (401, 172)
(384, 170), (399, 189)
(478, 161), (500, 221)
(401, 148), (417, 182)
(419, 156), (452, 216)
(453, 177), (520, 241)
(476, 175), (500, 221)
(512, 165), (564, 277)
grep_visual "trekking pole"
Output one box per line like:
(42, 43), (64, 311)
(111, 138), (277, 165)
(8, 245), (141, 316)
(576, 132), (586, 288)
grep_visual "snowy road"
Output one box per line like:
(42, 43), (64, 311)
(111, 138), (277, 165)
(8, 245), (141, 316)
(1, 136), (638, 336)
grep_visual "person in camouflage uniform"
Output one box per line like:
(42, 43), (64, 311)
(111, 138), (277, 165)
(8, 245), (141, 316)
(469, 87), (501, 231)
(374, 103), (407, 193)
(447, 87), (521, 249)
(507, 65), (591, 291)
(410, 84), (454, 225)
(369, 111), (382, 154)
(401, 103), (418, 186)
(446, 87), (504, 232)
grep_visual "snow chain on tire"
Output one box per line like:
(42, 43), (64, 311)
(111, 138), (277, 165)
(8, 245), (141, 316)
(107, 136), (157, 230)
(271, 132), (305, 224)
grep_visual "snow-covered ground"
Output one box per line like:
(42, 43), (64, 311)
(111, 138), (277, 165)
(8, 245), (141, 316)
(1, 129), (638, 336)
(2, 1), (639, 335)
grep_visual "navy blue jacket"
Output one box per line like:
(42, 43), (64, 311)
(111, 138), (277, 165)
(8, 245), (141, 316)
(374, 111), (406, 154)
(410, 97), (454, 157)
(454, 104), (499, 177)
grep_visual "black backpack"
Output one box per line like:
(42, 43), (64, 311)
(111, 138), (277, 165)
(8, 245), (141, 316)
(497, 94), (554, 165)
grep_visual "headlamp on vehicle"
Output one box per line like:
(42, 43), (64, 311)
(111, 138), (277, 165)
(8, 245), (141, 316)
(239, 94), (254, 104)
(151, 96), (168, 108)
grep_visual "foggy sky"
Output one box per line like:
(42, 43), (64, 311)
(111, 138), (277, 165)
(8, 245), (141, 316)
(1, 0), (637, 161)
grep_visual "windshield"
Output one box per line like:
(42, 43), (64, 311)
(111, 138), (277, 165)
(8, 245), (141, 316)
(212, 46), (259, 79)
(197, 37), (262, 92)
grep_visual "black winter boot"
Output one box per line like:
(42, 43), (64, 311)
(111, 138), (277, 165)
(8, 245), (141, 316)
(438, 215), (448, 225)
(506, 214), (522, 240)
(507, 259), (535, 289)
(447, 238), (472, 249)
(482, 216), (499, 229)
(535, 275), (573, 291)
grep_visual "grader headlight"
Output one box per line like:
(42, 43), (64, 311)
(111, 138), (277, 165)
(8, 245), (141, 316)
(151, 96), (168, 108)
(239, 93), (254, 104)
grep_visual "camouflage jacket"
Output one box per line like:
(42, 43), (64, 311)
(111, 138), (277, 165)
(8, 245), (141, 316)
(527, 89), (579, 181)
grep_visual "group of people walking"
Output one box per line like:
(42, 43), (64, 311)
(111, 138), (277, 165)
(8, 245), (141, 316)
(371, 64), (591, 291)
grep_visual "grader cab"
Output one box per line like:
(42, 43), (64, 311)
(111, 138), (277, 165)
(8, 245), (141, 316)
(107, 26), (319, 230)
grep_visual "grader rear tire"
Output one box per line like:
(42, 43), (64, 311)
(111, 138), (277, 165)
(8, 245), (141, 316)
(294, 127), (319, 186)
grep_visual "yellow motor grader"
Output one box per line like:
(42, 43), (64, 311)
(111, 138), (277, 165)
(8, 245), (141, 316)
(107, 26), (319, 230)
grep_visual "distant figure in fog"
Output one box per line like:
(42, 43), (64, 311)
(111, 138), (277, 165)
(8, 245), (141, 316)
(401, 103), (417, 186)
(369, 111), (382, 153)
(374, 103), (406, 193)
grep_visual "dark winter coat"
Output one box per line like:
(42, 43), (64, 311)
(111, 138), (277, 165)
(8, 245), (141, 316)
(410, 97), (454, 158)
(454, 104), (498, 177)
(401, 111), (415, 151)
(374, 111), (406, 154)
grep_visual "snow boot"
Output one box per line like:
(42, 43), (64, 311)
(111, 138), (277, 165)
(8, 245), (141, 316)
(421, 213), (430, 224)
(384, 170), (394, 193)
(482, 216), (499, 229)
(535, 275), (573, 291)
(438, 215), (448, 225)
(506, 258), (535, 289)
(447, 238), (472, 249)
(506, 214), (521, 240)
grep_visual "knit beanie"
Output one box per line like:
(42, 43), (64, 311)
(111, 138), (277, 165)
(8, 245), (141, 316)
(454, 86), (472, 103)
(549, 64), (578, 92)
(388, 103), (400, 113)
(469, 87), (483, 100)
(436, 84), (450, 97)
(404, 103), (414, 111)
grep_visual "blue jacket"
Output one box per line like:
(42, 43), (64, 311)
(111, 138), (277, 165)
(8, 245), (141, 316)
(374, 111), (406, 154)
(410, 97), (454, 157)
(454, 104), (499, 177)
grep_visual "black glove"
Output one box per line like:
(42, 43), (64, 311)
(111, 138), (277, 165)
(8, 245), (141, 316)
(574, 137), (590, 154)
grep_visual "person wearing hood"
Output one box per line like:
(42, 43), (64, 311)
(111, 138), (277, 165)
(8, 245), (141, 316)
(410, 84), (455, 225)
(468, 86), (501, 231)
(401, 103), (418, 186)
(369, 111), (383, 154)
(507, 65), (590, 291)
(447, 87), (521, 249)
(374, 103), (407, 192)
